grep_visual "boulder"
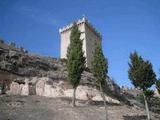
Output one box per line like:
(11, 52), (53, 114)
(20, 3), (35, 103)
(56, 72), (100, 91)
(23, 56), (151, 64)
(0, 42), (123, 104)
(64, 85), (120, 104)
(7, 77), (120, 104)
(9, 82), (23, 95)
(8, 78), (36, 95)
(0, 61), (18, 72)
(92, 94), (120, 104)
(21, 78), (36, 95)
(0, 80), (5, 94)
(9, 50), (20, 59)
(64, 86), (94, 100)
(35, 77), (64, 97)
(21, 82), (29, 95)
(0, 48), (5, 55)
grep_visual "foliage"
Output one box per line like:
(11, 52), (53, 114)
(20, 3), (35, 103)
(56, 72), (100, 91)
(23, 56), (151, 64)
(66, 23), (85, 107)
(128, 51), (157, 120)
(91, 42), (108, 84)
(91, 42), (108, 120)
(137, 93), (160, 113)
(66, 23), (85, 88)
(84, 67), (91, 72)
(144, 90), (154, 99)
(156, 80), (160, 94)
(128, 52), (156, 91)
(138, 90), (154, 104)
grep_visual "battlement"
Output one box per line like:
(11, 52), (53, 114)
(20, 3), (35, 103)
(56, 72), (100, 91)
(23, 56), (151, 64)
(59, 16), (101, 38)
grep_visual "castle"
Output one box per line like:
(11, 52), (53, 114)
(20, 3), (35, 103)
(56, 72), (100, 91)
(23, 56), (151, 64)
(59, 16), (102, 68)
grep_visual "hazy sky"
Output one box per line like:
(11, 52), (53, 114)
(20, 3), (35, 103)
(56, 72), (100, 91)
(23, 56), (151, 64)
(0, 0), (160, 87)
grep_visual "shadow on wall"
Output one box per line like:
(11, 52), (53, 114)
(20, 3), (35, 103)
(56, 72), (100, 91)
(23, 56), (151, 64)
(123, 115), (147, 120)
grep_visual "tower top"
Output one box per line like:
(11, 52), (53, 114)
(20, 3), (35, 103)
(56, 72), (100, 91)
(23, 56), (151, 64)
(59, 16), (101, 38)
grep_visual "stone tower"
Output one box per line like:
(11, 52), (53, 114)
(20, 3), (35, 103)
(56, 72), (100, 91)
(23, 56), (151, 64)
(59, 16), (102, 68)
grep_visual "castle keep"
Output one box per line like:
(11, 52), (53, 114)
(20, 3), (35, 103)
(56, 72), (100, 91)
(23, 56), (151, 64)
(59, 17), (101, 68)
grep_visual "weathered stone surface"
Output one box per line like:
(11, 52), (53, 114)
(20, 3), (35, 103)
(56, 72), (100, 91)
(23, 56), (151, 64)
(0, 60), (18, 72)
(154, 89), (160, 97)
(7, 77), (120, 104)
(0, 42), (125, 104)
(0, 42), (61, 77)
(9, 81), (23, 95)
(8, 78), (36, 95)
(21, 82), (29, 95)
(9, 50), (20, 59)
(0, 80), (4, 95)
(35, 77), (62, 97)
(35, 79), (45, 96)
(64, 85), (120, 104)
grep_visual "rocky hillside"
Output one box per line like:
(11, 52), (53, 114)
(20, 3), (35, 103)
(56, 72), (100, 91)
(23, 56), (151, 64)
(0, 40), (123, 104)
(0, 41), (160, 120)
(0, 40), (63, 77)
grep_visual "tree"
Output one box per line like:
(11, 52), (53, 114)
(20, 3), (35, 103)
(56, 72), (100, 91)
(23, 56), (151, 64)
(138, 90), (154, 106)
(91, 42), (108, 120)
(144, 90), (154, 99)
(156, 80), (160, 94)
(138, 90), (160, 114)
(128, 52), (156, 120)
(66, 23), (85, 107)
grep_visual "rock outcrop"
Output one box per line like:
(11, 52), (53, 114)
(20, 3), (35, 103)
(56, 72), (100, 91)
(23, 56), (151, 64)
(7, 77), (120, 104)
(0, 41), (123, 104)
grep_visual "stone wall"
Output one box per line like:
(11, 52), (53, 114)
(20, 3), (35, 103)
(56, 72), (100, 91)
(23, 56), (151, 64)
(85, 23), (101, 68)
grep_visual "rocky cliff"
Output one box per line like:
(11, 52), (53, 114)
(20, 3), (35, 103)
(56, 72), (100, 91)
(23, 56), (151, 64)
(0, 40), (124, 104)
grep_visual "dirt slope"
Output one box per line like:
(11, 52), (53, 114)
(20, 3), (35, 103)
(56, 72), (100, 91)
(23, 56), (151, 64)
(0, 95), (159, 120)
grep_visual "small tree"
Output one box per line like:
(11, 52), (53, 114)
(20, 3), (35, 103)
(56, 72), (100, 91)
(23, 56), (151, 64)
(138, 90), (154, 106)
(91, 42), (108, 120)
(66, 23), (85, 107)
(156, 80), (160, 94)
(128, 52), (156, 120)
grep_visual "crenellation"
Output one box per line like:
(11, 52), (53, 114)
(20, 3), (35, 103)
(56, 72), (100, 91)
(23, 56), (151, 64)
(59, 23), (73, 33)
(59, 16), (101, 38)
